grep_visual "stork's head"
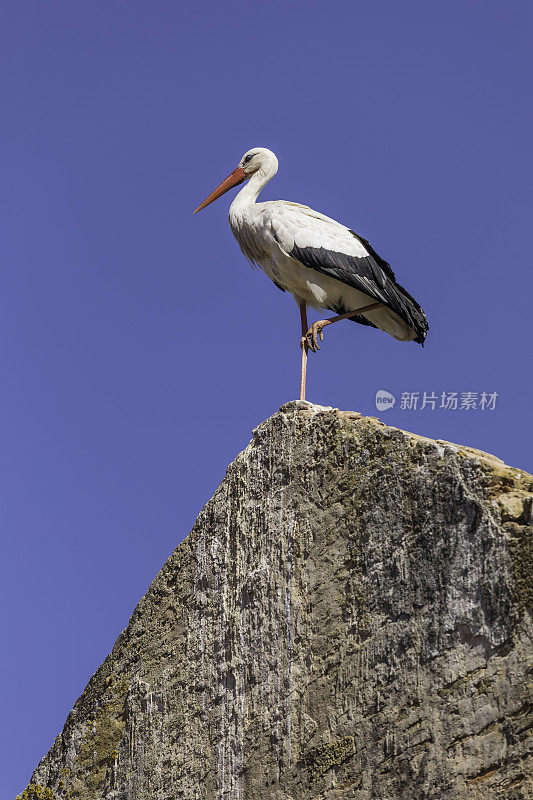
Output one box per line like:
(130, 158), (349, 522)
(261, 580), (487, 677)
(194, 147), (278, 213)
(237, 147), (278, 176)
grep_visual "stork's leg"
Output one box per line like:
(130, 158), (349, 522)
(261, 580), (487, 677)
(299, 302), (309, 401)
(304, 302), (384, 352)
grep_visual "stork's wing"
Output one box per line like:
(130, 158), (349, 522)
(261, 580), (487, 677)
(269, 203), (428, 344)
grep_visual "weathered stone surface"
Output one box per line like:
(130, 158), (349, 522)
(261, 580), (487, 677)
(20, 402), (532, 799)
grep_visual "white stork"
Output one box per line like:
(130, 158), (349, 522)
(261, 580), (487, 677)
(194, 147), (428, 401)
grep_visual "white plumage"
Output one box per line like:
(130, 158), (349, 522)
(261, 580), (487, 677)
(194, 146), (428, 399)
(225, 148), (427, 343)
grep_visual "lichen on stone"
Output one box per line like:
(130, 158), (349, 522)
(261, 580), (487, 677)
(508, 523), (533, 611)
(304, 736), (356, 781)
(15, 785), (55, 800)
(73, 680), (127, 795)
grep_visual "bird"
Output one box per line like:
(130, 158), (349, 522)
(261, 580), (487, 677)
(194, 147), (428, 401)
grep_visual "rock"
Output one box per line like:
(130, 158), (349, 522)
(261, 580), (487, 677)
(19, 405), (532, 799)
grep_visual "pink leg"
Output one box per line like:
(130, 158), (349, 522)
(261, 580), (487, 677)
(299, 302), (308, 401)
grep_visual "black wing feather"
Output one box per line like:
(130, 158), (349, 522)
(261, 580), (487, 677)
(291, 231), (428, 345)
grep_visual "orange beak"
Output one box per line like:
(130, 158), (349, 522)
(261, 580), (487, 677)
(193, 166), (248, 214)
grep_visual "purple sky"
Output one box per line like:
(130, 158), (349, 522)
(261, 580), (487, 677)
(2, 1), (532, 795)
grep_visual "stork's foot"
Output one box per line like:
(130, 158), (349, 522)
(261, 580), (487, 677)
(302, 321), (327, 353)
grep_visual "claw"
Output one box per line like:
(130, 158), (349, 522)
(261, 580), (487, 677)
(302, 322), (326, 354)
(310, 322), (324, 351)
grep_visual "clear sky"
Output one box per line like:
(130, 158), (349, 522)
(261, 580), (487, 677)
(1, 1), (531, 795)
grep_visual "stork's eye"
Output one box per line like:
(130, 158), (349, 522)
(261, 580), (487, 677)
(243, 154), (254, 163)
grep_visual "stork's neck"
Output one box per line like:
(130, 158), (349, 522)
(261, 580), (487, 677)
(230, 164), (277, 213)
